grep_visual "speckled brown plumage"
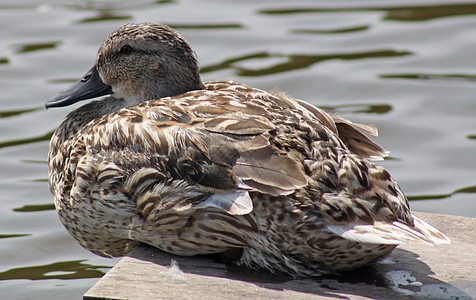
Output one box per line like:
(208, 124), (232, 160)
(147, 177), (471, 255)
(46, 23), (449, 277)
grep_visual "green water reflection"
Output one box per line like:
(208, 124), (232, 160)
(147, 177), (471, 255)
(380, 73), (476, 82)
(259, 3), (476, 22)
(13, 42), (61, 54)
(47, 78), (80, 84)
(77, 13), (132, 23)
(0, 234), (31, 239)
(408, 185), (476, 201)
(0, 130), (53, 149)
(66, 0), (175, 12)
(321, 104), (392, 115)
(201, 50), (411, 76)
(201, 52), (270, 74)
(0, 107), (41, 119)
(0, 260), (111, 280)
(14, 204), (55, 212)
(67, 0), (177, 23)
(167, 23), (244, 30)
(290, 25), (369, 35)
(28, 179), (49, 183)
(21, 160), (47, 164)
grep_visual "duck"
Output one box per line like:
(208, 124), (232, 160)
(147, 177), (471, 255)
(46, 23), (449, 276)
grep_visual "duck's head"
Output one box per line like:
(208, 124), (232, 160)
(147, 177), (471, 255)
(46, 23), (204, 108)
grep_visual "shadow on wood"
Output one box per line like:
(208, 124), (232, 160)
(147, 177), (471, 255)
(84, 212), (475, 299)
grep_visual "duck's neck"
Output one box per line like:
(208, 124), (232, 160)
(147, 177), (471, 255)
(119, 78), (206, 108)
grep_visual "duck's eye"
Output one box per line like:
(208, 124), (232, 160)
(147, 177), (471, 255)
(120, 45), (133, 55)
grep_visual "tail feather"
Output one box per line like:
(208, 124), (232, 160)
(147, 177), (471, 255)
(412, 216), (451, 245)
(333, 116), (390, 161)
(327, 217), (450, 245)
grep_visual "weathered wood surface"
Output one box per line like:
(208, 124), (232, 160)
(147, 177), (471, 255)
(84, 212), (475, 299)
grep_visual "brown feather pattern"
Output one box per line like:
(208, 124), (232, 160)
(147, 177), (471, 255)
(47, 23), (449, 276)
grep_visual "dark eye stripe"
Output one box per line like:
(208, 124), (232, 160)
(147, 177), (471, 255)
(118, 46), (154, 56)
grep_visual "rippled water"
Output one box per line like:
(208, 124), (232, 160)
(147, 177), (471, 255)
(1, 0), (475, 299)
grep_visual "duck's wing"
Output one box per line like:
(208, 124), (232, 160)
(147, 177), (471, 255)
(74, 88), (307, 221)
(262, 89), (448, 245)
(332, 116), (389, 161)
(268, 90), (389, 161)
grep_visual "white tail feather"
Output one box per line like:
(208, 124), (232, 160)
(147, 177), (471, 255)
(412, 216), (450, 245)
(327, 217), (450, 245)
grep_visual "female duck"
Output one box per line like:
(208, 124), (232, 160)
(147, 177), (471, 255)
(46, 23), (449, 276)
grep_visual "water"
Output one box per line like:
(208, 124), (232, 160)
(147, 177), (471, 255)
(1, 0), (475, 298)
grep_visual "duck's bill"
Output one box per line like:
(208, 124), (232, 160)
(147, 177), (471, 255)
(45, 65), (112, 109)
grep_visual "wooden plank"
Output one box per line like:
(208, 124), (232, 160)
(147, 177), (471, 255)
(84, 212), (475, 299)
